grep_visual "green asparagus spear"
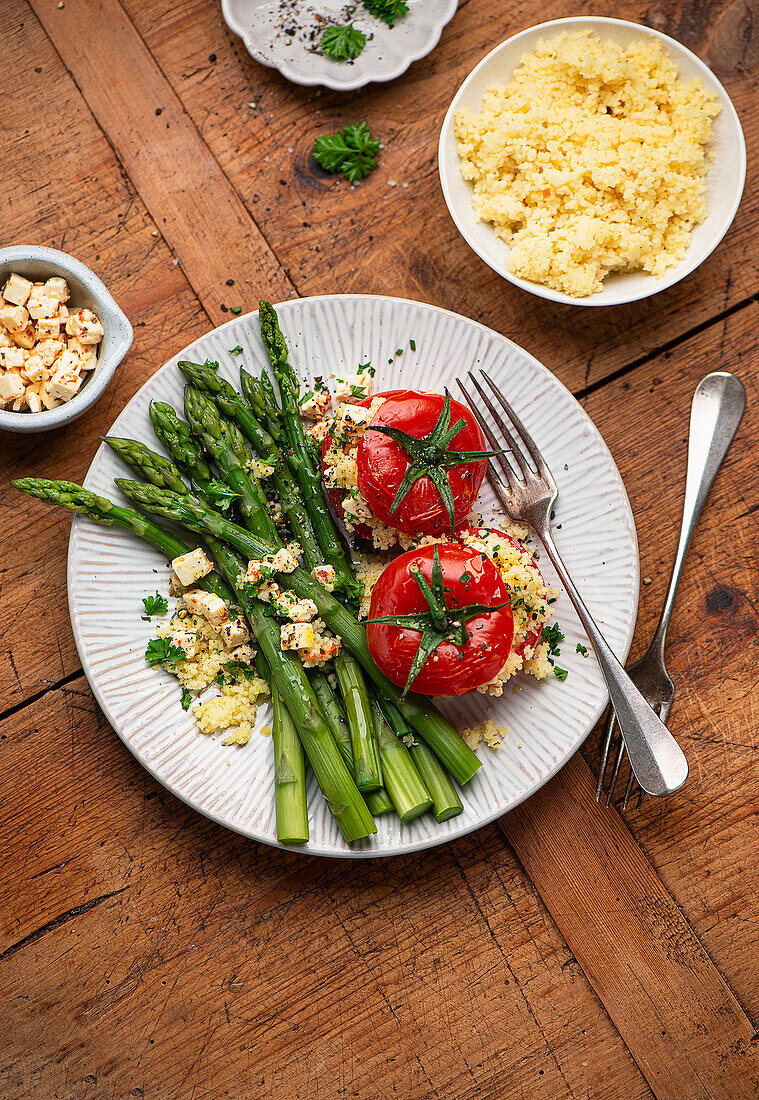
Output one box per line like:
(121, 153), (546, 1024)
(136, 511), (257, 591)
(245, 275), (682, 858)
(177, 361), (323, 570)
(255, 652), (308, 845)
(184, 385), (279, 543)
(334, 650), (382, 792)
(380, 699), (463, 822)
(258, 301), (357, 595)
(112, 478), (480, 786)
(370, 699), (432, 822)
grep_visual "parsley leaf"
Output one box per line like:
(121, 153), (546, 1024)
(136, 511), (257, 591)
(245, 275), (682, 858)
(349, 384), (367, 398)
(409, 339), (416, 351)
(180, 686), (193, 711)
(145, 637), (186, 665)
(576, 643), (588, 656)
(142, 592), (168, 619)
(321, 22), (366, 60)
(313, 122), (380, 184)
(206, 478), (241, 513)
(205, 359), (219, 371)
(363, 0), (409, 26)
(541, 622), (565, 655)
(553, 666), (569, 681)
(230, 306), (242, 315)
(229, 345), (243, 355)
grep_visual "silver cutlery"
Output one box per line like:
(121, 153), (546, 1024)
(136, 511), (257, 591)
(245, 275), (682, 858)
(597, 371), (746, 808)
(457, 370), (688, 797)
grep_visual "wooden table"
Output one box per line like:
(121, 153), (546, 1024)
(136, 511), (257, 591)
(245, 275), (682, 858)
(2, 1), (757, 1096)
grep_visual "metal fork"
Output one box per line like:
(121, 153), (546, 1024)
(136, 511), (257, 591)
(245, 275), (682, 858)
(457, 370), (688, 797)
(597, 371), (746, 808)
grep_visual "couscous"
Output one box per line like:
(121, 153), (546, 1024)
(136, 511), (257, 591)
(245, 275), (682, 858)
(454, 30), (721, 297)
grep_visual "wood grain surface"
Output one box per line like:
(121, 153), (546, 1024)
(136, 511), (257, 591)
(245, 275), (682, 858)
(1, 0), (758, 1096)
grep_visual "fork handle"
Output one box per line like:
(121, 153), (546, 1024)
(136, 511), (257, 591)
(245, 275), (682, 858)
(539, 529), (688, 796)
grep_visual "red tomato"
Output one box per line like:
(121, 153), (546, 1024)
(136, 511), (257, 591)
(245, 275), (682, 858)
(357, 390), (488, 537)
(460, 527), (546, 657)
(367, 543), (514, 696)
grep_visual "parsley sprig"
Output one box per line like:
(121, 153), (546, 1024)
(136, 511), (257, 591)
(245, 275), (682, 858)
(145, 637), (186, 665)
(366, 545), (510, 698)
(142, 592), (168, 619)
(363, 0), (409, 26)
(313, 122), (380, 183)
(365, 392), (501, 536)
(206, 478), (241, 513)
(542, 622), (568, 680)
(321, 22), (366, 60)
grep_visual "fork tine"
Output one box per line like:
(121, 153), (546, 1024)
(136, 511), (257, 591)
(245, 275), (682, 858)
(480, 370), (556, 487)
(605, 736), (625, 807)
(596, 706), (617, 802)
(456, 376), (523, 485)
(621, 768), (637, 811)
(465, 372), (531, 480)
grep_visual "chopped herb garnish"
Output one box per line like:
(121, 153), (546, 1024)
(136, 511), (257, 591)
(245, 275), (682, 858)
(204, 359), (219, 371)
(350, 384), (367, 398)
(409, 339), (416, 351)
(363, 0), (409, 27)
(180, 686), (193, 711)
(229, 344), (243, 355)
(395, 348), (403, 356)
(541, 622), (565, 655)
(313, 121), (380, 183)
(230, 306), (242, 315)
(145, 637), (186, 665)
(142, 592), (168, 619)
(576, 643), (588, 655)
(299, 390), (315, 405)
(320, 21), (366, 60)
(553, 666), (569, 681)
(460, 572), (472, 584)
(207, 479), (241, 513)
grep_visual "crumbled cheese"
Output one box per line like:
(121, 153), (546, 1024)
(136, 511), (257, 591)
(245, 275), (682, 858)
(220, 617), (250, 648)
(299, 388), (331, 420)
(311, 564), (336, 591)
(172, 547), (214, 586)
(334, 369), (374, 405)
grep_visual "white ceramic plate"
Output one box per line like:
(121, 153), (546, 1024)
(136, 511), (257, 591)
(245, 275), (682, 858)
(439, 17), (746, 307)
(222, 0), (458, 91)
(68, 295), (639, 858)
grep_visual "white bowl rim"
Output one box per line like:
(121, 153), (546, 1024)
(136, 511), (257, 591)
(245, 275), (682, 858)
(0, 244), (133, 433)
(438, 16), (747, 307)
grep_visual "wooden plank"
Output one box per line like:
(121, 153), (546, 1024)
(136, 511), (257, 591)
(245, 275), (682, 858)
(122, 0), (759, 393)
(502, 755), (759, 1100)
(29, 0), (294, 326)
(0, 683), (653, 1100)
(0, 0), (209, 707)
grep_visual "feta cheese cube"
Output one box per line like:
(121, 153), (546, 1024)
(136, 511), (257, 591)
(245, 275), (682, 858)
(171, 628), (198, 659)
(39, 384), (63, 410)
(334, 370), (373, 405)
(20, 354), (47, 384)
(257, 580), (281, 604)
(26, 388), (42, 414)
(27, 287), (59, 320)
(0, 330), (11, 348)
(36, 315), (63, 340)
(299, 388), (331, 420)
(171, 547), (214, 586)
(65, 308), (104, 345)
(271, 547), (298, 573)
(182, 590), (229, 628)
(10, 323), (37, 350)
(3, 273), (33, 307)
(280, 622), (316, 651)
(44, 277), (69, 303)
(220, 618), (251, 649)
(67, 336), (97, 371)
(0, 346), (25, 371)
(53, 349), (81, 374)
(311, 564), (336, 591)
(244, 559), (269, 586)
(57, 304), (69, 319)
(47, 364), (82, 403)
(0, 304), (30, 334)
(306, 418), (331, 445)
(228, 643), (254, 665)
(0, 370), (26, 404)
(35, 338), (64, 367)
(336, 402), (373, 441)
(287, 598), (318, 623)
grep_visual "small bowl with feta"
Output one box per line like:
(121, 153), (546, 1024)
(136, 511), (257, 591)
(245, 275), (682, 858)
(0, 245), (133, 433)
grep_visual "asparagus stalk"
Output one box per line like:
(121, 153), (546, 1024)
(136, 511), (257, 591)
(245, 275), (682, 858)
(13, 478), (235, 603)
(380, 699), (463, 822)
(334, 651), (382, 792)
(111, 478), (481, 786)
(370, 699), (432, 823)
(177, 361), (323, 570)
(258, 301), (356, 595)
(150, 400), (216, 491)
(310, 672), (394, 816)
(255, 652), (308, 845)
(184, 385), (280, 544)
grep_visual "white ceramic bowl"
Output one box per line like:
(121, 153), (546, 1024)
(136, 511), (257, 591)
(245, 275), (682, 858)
(439, 17), (746, 307)
(0, 245), (133, 433)
(222, 0), (458, 92)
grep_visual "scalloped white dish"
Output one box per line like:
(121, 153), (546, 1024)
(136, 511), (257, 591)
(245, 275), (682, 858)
(68, 295), (639, 858)
(222, 0), (458, 90)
